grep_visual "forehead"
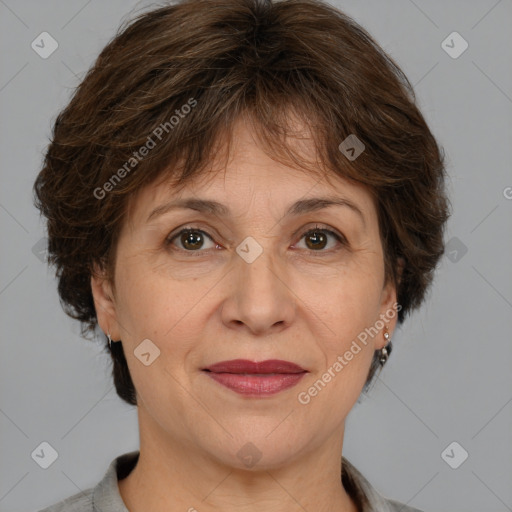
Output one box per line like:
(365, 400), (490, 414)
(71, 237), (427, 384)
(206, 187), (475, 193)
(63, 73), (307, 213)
(126, 116), (376, 226)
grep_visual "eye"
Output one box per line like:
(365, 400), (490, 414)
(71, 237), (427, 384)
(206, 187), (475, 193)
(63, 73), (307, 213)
(166, 227), (220, 254)
(166, 224), (346, 256)
(293, 224), (346, 253)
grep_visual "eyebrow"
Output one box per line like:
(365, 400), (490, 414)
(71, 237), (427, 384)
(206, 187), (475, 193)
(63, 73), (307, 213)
(146, 196), (366, 226)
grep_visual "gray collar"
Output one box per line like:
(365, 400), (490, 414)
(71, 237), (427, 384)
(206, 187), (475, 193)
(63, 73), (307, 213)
(92, 451), (138, 512)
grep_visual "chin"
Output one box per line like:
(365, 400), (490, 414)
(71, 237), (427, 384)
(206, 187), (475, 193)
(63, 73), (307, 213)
(198, 428), (310, 472)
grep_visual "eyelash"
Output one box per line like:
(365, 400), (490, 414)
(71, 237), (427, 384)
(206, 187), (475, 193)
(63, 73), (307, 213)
(165, 224), (347, 257)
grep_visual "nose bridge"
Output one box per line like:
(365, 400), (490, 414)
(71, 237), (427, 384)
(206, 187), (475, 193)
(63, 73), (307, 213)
(223, 234), (296, 334)
(238, 235), (280, 291)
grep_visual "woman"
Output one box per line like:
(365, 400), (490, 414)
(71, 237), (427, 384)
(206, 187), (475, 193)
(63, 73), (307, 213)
(34, 0), (450, 510)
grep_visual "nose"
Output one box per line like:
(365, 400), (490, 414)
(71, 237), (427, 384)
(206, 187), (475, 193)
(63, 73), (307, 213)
(221, 242), (297, 336)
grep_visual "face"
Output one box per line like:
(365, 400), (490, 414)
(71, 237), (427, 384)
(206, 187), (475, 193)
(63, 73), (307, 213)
(92, 117), (398, 470)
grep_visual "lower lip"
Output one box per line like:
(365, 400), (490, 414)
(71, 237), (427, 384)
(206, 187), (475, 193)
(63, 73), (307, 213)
(204, 372), (307, 396)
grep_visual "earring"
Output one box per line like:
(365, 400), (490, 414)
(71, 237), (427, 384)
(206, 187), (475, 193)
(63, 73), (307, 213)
(379, 326), (391, 365)
(107, 332), (119, 349)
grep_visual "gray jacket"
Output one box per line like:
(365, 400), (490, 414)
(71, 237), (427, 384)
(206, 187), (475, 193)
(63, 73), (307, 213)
(37, 451), (424, 512)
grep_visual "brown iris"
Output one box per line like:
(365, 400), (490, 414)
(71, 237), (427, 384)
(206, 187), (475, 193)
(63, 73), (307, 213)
(181, 230), (204, 250)
(304, 230), (328, 250)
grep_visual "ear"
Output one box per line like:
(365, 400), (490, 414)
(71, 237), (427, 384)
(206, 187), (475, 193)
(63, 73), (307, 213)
(376, 259), (403, 350)
(90, 262), (121, 341)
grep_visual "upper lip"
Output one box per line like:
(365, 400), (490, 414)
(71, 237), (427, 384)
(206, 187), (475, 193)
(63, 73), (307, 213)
(203, 359), (307, 374)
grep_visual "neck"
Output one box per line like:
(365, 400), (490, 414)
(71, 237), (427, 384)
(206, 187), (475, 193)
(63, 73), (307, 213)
(118, 410), (358, 512)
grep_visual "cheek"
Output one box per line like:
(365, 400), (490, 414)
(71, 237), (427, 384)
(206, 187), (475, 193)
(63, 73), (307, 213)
(113, 262), (215, 389)
(309, 268), (383, 345)
(297, 279), (381, 409)
(113, 267), (203, 406)
(303, 276), (382, 404)
(114, 258), (204, 334)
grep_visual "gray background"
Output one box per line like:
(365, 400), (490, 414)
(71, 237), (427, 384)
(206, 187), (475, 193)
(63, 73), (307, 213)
(1, 1), (511, 511)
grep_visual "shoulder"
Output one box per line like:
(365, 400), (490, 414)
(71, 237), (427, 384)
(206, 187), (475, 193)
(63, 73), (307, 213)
(37, 488), (93, 512)
(35, 451), (138, 512)
(363, 487), (425, 512)
(342, 457), (425, 512)
(384, 498), (425, 512)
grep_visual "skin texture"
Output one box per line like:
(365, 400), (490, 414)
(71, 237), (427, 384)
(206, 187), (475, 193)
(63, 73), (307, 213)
(91, 116), (398, 512)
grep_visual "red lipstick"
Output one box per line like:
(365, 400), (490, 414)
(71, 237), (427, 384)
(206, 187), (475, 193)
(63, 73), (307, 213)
(202, 359), (307, 396)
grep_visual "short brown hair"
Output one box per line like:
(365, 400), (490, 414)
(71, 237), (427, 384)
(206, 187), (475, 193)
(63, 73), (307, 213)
(33, 0), (450, 406)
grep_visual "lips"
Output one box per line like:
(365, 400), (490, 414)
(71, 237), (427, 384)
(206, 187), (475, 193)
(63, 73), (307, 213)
(203, 359), (306, 374)
(202, 359), (307, 396)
